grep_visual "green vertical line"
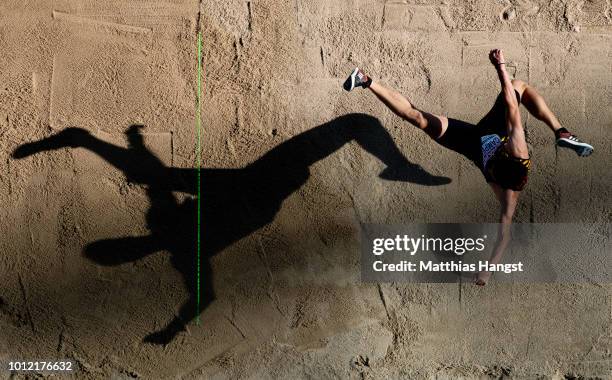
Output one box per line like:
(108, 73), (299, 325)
(196, 31), (202, 325)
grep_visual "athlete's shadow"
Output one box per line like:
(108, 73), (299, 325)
(12, 113), (451, 345)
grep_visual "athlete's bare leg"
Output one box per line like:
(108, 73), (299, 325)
(510, 78), (593, 156)
(513, 79), (562, 133)
(368, 81), (449, 140)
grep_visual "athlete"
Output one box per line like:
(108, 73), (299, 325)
(344, 49), (594, 285)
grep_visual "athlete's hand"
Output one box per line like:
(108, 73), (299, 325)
(489, 49), (505, 67)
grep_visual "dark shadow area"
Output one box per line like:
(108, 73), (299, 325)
(12, 113), (451, 345)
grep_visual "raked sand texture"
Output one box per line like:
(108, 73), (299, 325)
(1, 0), (611, 379)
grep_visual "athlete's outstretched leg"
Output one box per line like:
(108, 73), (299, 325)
(11, 126), (192, 190)
(344, 68), (448, 139)
(368, 81), (448, 139)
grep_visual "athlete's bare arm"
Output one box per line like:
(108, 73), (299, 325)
(490, 49), (520, 131)
(476, 183), (519, 285)
(489, 49), (529, 159)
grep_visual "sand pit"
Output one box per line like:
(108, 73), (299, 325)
(0, 0), (610, 378)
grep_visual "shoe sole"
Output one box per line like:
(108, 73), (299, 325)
(557, 138), (593, 157)
(343, 68), (359, 91)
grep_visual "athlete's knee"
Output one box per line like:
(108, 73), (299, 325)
(511, 79), (527, 93)
(400, 108), (427, 129)
(412, 111), (429, 130)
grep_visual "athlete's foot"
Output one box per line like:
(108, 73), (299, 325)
(343, 67), (372, 91)
(379, 164), (452, 186)
(474, 271), (492, 286)
(555, 128), (593, 157)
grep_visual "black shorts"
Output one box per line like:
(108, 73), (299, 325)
(435, 90), (523, 177)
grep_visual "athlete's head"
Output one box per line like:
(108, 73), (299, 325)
(487, 155), (529, 191)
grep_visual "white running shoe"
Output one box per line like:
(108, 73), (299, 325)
(343, 67), (370, 91)
(555, 128), (593, 157)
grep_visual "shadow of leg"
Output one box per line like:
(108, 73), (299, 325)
(84, 236), (161, 266)
(378, 164), (451, 185)
(142, 299), (195, 345)
(143, 258), (214, 345)
(250, 113), (452, 187)
(347, 117), (452, 185)
(12, 128), (92, 158)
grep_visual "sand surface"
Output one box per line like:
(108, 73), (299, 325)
(0, 0), (610, 378)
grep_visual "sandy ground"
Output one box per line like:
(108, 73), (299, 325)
(0, 0), (611, 378)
